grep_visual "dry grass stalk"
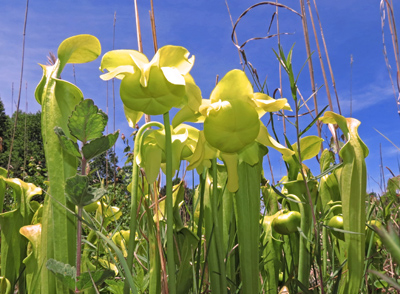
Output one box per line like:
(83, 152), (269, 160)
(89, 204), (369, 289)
(299, 0), (321, 139)
(112, 11), (117, 187)
(150, 0), (158, 53)
(134, 0), (143, 52)
(225, 0), (245, 70)
(380, 0), (400, 115)
(312, 0), (342, 115)
(306, 0), (333, 112)
(133, 0), (150, 123)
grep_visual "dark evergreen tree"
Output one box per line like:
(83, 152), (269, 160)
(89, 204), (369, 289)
(0, 97), (11, 167)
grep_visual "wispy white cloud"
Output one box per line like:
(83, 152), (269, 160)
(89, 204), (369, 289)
(339, 81), (395, 114)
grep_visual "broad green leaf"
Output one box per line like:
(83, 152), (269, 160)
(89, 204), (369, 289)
(105, 279), (124, 294)
(65, 175), (107, 207)
(283, 135), (323, 162)
(68, 99), (108, 142)
(54, 126), (81, 159)
(81, 131), (119, 161)
(58, 34), (101, 75)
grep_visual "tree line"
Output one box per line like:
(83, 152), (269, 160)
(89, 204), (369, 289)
(0, 97), (120, 185)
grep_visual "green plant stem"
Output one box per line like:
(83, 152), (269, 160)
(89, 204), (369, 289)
(76, 207), (82, 286)
(76, 156), (87, 292)
(163, 111), (177, 294)
(195, 170), (206, 286)
(292, 80), (325, 293)
(124, 121), (163, 294)
(211, 159), (227, 294)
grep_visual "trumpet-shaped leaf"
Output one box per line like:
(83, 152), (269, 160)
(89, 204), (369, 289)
(0, 176), (41, 290)
(20, 224), (42, 294)
(35, 34), (101, 294)
(0, 277), (11, 294)
(282, 135), (323, 162)
(320, 111), (368, 294)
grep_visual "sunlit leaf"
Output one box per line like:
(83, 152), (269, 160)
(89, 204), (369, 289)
(68, 99), (108, 142)
(58, 34), (101, 75)
(81, 131), (119, 161)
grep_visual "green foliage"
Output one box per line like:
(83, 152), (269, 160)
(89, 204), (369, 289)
(46, 259), (114, 291)
(65, 174), (106, 207)
(0, 109), (45, 179)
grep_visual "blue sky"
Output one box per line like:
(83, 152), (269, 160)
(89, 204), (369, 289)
(1, 0), (399, 193)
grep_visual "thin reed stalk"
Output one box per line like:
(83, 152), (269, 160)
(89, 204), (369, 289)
(150, 0), (158, 54)
(133, 0), (151, 123)
(23, 82), (27, 173)
(350, 55), (353, 117)
(7, 0), (29, 177)
(105, 81), (109, 188)
(225, 0), (245, 70)
(299, 0), (320, 139)
(312, 0), (342, 114)
(112, 11), (117, 187)
(381, 0), (400, 115)
(276, 0), (287, 137)
(306, 0), (333, 112)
